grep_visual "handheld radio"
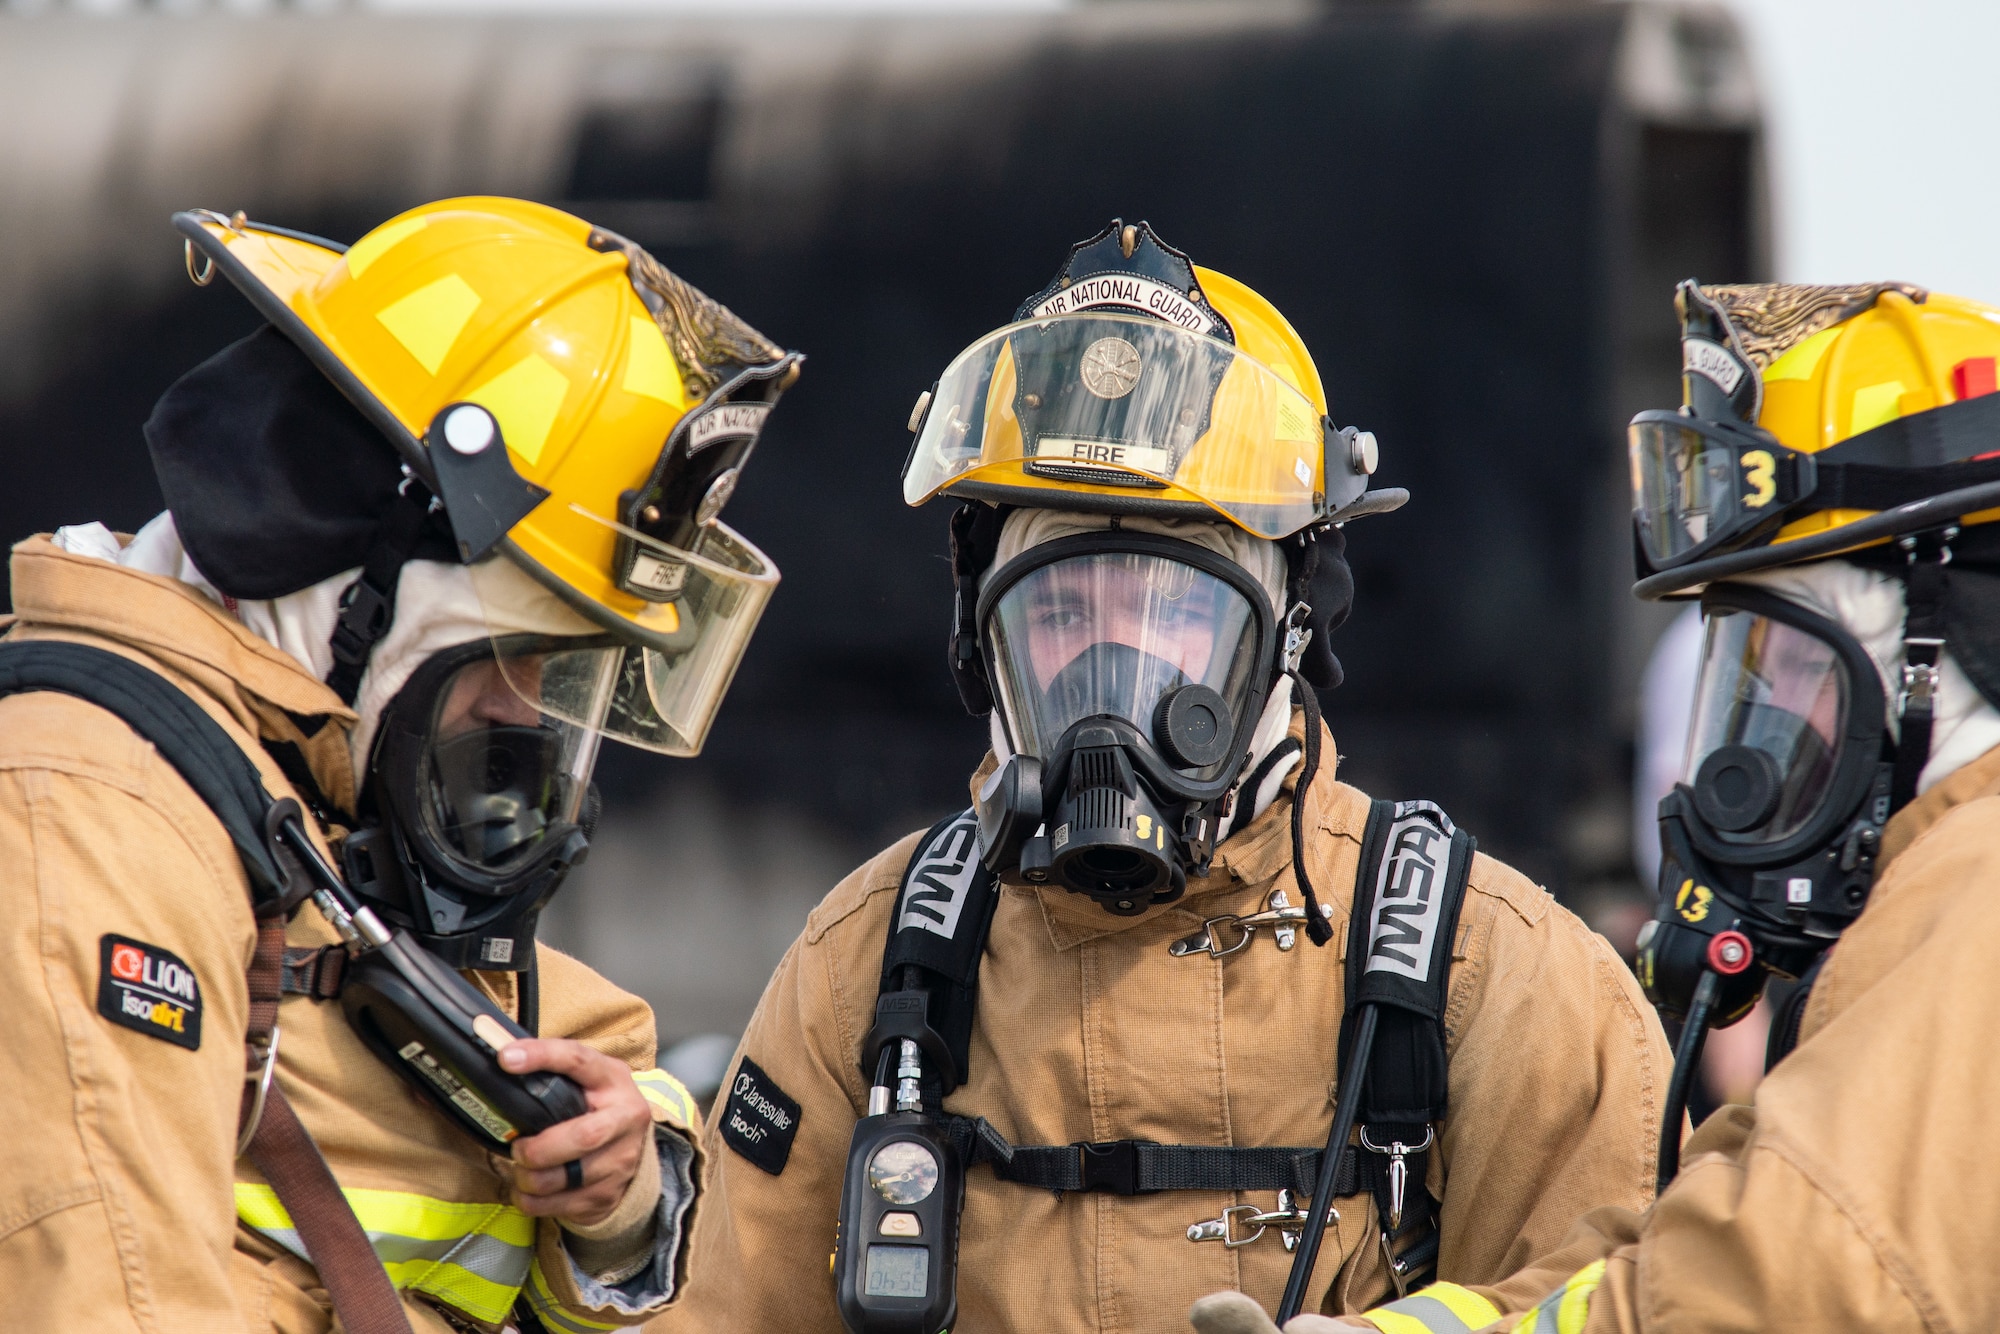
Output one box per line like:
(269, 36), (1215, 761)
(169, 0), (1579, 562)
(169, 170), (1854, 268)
(833, 1039), (964, 1334)
(276, 815), (590, 1150)
(340, 932), (588, 1151)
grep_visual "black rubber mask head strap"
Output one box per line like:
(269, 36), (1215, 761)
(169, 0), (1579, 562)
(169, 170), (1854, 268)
(948, 501), (1009, 716)
(1276, 524), (1351, 946)
(1890, 526), (1957, 811)
(325, 483), (437, 706)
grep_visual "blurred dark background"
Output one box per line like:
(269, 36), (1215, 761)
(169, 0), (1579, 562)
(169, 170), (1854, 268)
(0, 0), (1765, 1067)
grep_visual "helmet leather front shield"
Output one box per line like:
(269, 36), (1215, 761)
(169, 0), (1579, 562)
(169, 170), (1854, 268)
(906, 314), (1351, 539)
(981, 540), (1268, 784)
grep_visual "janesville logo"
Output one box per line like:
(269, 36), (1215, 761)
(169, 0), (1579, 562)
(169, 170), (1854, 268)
(721, 1056), (801, 1176)
(98, 934), (203, 1050)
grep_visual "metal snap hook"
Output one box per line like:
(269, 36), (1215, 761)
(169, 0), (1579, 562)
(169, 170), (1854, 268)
(236, 1024), (282, 1157)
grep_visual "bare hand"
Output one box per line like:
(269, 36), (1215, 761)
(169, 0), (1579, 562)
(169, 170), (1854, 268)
(500, 1038), (652, 1227)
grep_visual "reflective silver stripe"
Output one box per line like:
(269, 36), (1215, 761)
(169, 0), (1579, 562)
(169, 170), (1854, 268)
(1372, 1294), (1479, 1334)
(249, 1223), (531, 1283)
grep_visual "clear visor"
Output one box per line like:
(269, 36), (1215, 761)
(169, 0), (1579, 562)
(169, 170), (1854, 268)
(472, 513), (779, 756)
(1629, 413), (1775, 567)
(985, 550), (1263, 772)
(1684, 607), (1853, 844)
(420, 643), (596, 875)
(905, 314), (1346, 539)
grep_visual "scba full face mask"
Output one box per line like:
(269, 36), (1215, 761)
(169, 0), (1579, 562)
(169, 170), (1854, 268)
(346, 636), (611, 968)
(1639, 583), (1895, 1025)
(975, 532), (1275, 913)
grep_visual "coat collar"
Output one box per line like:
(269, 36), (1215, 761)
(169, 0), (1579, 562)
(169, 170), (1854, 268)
(1879, 738), (2000, 870)
(5, 536), (360, 814)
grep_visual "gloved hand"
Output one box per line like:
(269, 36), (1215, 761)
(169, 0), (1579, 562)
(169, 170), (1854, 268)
(1189, 1291), (1375, 1334)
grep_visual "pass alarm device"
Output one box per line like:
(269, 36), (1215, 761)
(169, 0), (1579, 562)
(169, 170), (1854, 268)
(833, 1111), (963, 1334)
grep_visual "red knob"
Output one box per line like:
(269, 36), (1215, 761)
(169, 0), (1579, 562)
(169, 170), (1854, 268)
(1707, 930), (1753, 976)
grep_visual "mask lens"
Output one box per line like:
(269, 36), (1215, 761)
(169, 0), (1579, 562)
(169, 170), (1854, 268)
(1630, 416), (1743, 566)
(422, 647), (593, 872)
(986, 550), (1260, 771)
(1684, 607), (1851, 844)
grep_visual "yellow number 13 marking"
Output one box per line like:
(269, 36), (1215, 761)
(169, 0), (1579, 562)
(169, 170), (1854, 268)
(1741, 449), (1776, 509)
(1676, 878), (1714, 924)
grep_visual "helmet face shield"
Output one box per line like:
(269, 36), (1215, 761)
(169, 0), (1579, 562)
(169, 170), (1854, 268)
(906, 314), (1357, 539)
(1629, 410), (1802, 570)
(473, 512), (777, 756)
(982, 542), (1268, 780)
(1681, 587), (1885, 854)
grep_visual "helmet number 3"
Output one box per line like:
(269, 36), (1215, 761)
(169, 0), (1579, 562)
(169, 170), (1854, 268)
(1740, 449), (1777, 509)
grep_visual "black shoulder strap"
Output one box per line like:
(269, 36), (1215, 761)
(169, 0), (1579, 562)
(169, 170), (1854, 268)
(864, 808), (1001, 1094)
(1764, 953), (1827, 1071)
(0, 643), (415, 1332)
(1338, 799), (1476, 1277)
(0, 642), (293, 907)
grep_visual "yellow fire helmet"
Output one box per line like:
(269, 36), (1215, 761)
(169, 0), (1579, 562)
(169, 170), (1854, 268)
(175, 198), (802, 754)
(902, 220), (1406, 539)
(1630, 279), (2000, 599)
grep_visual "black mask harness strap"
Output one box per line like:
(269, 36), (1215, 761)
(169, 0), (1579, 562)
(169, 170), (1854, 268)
(1891, 526), (1957, 811)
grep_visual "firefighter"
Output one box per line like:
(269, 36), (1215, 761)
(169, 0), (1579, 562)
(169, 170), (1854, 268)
(0, 198), (798, 1332)
(655, 221), (1672, 1334)
(1232, 281), (2000, 1332)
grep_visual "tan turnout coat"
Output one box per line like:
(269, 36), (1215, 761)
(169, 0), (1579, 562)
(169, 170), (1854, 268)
(1461, 741), (2000, 1334)
(0, 537), (699, 1333)
(655, 716), (1673, 1334)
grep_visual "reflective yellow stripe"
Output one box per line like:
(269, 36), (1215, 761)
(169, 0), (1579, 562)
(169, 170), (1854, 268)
(1510, 1260), (1607, 1334)
(1362, 1282), (1503, 1334)
(235, 1183), (533, 1325)
(1554, 1262), (1603, 1334)
(1425, 1283), (1504, 1329)
(632, 1067), (700, 1128)
(523, 1259), (623, 1333)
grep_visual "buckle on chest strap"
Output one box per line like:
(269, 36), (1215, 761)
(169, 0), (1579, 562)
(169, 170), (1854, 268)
(1077, 1139), (1153, 1195)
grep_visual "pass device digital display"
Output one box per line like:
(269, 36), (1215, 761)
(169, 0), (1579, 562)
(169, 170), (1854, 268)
(863, 1244), (930, 1299)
